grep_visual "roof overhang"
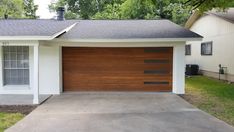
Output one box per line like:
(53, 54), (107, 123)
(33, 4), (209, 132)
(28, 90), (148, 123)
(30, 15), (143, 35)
(185, 9), (234, 29)
(0, 23), (77, 41)
(53, 37), (203, 43)
(0, 36), (54, 40)
(206, 12), (234, 24)
(185, 10), (202, 29)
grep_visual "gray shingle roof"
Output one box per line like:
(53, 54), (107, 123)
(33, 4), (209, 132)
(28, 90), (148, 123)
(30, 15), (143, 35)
(208, 8), (234, 23)
(0, 19), (76, 36)
(60, 20), (202, 39)
(0, 19), (202, 40)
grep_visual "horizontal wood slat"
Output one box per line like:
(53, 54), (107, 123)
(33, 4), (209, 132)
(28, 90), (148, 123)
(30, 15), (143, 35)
(62, 47), (173, 92)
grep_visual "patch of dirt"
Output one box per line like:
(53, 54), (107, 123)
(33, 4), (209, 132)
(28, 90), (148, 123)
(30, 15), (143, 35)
(0, 105), (37, 115)
(180, 94), (199, 104)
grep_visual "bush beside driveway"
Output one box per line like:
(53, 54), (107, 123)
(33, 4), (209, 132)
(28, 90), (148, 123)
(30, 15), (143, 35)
(183, 76), (234, 126)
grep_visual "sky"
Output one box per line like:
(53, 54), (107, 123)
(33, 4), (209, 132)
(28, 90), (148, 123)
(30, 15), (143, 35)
(34, 0), (57, 19)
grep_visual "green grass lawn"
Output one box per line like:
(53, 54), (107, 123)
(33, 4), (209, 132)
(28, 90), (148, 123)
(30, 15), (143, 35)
(185, 76), (234, 126)
(0, 113), (24, 132)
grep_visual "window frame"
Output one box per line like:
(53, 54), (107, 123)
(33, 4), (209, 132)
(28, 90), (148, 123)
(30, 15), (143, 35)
(185, 44), (191, 55)
(2, 46), (30, 86)
(201, 41), (213, 56)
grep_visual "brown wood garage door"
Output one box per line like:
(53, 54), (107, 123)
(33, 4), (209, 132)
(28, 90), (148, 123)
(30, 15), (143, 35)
(62, 47), (173, 92)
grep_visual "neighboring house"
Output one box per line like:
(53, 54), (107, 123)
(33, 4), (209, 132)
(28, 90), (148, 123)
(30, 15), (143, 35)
(0, 10), (202, 104)
(185, 8), (234, 82)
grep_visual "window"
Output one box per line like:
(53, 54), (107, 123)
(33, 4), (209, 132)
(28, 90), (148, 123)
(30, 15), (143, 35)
(2, 46), (29, 85)
(185, 45), (191, 55)
(201, 41), (212, 55)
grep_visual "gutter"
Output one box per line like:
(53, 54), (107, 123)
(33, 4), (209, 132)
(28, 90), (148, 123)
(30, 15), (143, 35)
(53, 37), (203, 43)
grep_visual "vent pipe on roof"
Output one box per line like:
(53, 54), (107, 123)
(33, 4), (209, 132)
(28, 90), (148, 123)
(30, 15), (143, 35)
(57, 7), (65, 21)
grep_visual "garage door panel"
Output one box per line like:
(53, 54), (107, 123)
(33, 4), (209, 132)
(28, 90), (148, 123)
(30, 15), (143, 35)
(65, 84), (172, 92)
(65, 85), (172, 92)
(63, 62), (172, 72)
(63, 47), (173, 92)
(63, 67), (171, 73)
(64, 71), (171, 77)
(64, 50), (172, 58)
(68, 55), (172, 60)
(64, 74), (172, 81)
(64, 57), (172, 62)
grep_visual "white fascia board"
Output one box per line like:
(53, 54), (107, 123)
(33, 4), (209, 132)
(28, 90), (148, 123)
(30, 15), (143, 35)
(53, 37), (203, 43)
(0, 36), (52, 40)
(0, 23), (77, 41)
(51, 23), (77, 39)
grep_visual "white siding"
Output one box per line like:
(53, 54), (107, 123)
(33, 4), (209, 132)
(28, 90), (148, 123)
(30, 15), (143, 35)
(39, 44), (60, 94)
(0, 41), (186, 94)
(173, 44), (185, 94)
(0, 41), (36, 94)
(186, 15), (234, 75)
(0, 41), (61, 95)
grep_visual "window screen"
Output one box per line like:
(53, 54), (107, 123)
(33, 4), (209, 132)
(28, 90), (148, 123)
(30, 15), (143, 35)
(185, 45), (191, 55)
(3, 46), (29, 85)
(201, 42), (212, 55)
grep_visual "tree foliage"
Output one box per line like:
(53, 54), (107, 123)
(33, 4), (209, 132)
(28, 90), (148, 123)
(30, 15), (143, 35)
(120, 0), (157, 19)
(0, 0), (39, 19)
(24, 0), (38, 18)
(49, 0), (234, 25)
(93, 3), (122, 19)
(185, 0), (234, 12)
(169, 3), (191, 26)
(0, 0), (24, 19)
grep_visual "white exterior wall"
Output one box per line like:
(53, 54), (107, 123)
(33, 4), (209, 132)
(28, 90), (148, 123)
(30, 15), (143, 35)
(0, 41), (37, 94)
(49, 41), (185, 94)
(39, 43), (61, 94)
(186, 15), (234, 76)
(0, 41), (60, 95)
(173, 44), (185, 94)
(0, 41), (186, 94)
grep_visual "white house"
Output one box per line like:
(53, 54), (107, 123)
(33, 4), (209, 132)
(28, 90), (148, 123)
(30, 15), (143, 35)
(185, 8), (234, 82)
(0, 11), (202, 104)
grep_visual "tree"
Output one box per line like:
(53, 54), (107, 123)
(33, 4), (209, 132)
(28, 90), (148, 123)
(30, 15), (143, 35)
(67, 0), (97, 19)
(92, 0), (124, 19)
(0, 0), (24, 19)
(169, 3), (191, 25)
(49, 0), (192, 25)
(49, 0), (99, 19)
(64, 11), (79, 19)
(146, 0), (191, 25)
(24, 0), (38, 19)
(120, 0), (157, 19)
(93, 3), (122, 19)
(152, 0), (172, 19)
(185, 0), (234, 12)
(49, 0), (79, 19)
(49, 0), (124, 19)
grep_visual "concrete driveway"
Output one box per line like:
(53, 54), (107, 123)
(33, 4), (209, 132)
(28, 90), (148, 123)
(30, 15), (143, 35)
(6, 93), (234, 132)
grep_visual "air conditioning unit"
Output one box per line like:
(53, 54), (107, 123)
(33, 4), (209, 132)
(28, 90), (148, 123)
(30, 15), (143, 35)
(186, 64), (199, 76)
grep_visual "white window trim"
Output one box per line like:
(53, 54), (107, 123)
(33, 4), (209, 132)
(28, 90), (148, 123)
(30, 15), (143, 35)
(201, 41), (213, 55)
(0, 46), (33, 91)
(185, 44), (191, 55)
(3, 85), (30, 90)
(2, 46), (30, 86)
